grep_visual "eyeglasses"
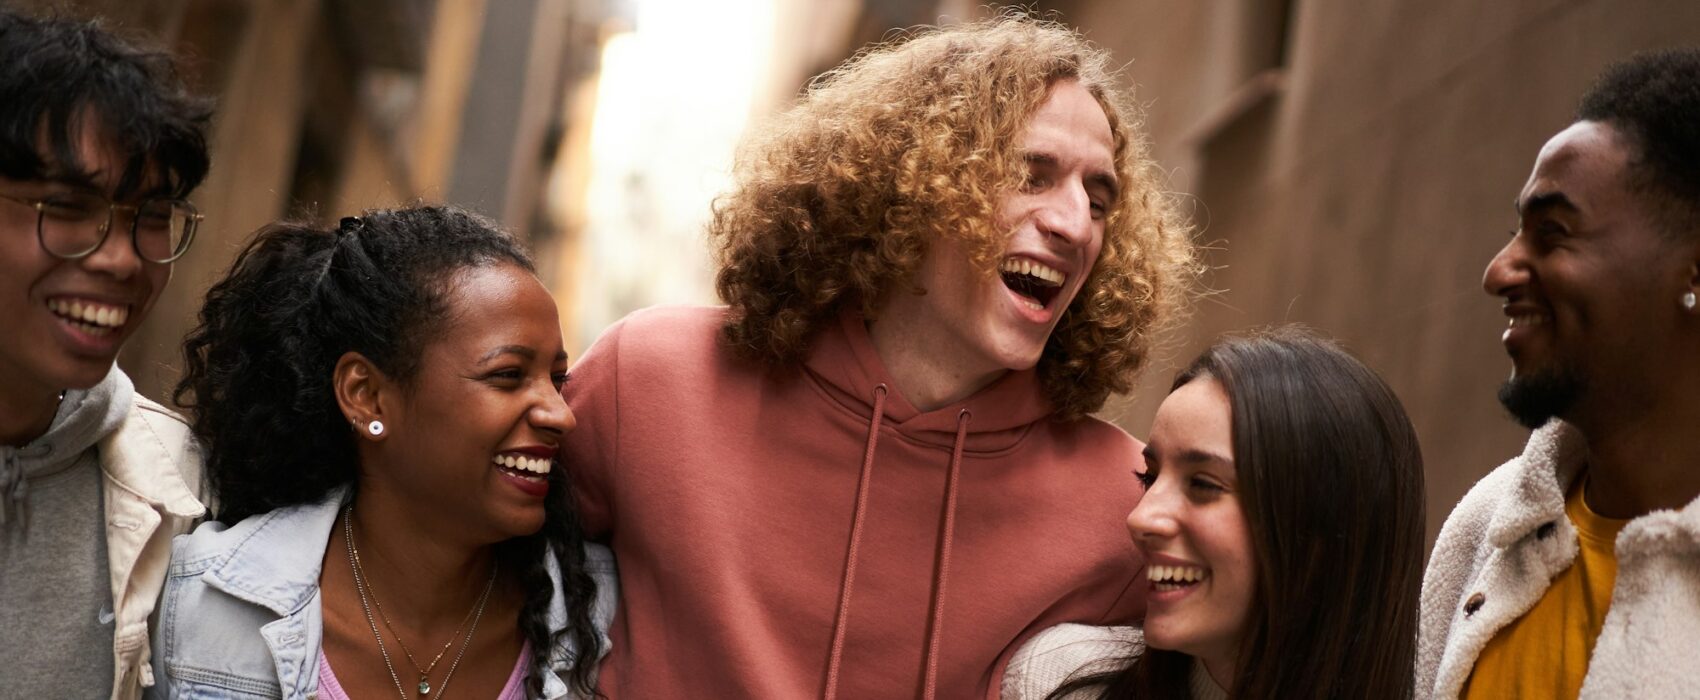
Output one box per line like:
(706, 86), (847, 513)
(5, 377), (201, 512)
(0, 190), (202, 263)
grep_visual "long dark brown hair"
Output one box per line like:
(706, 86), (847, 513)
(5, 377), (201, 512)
(1055, 327), (1425, 699)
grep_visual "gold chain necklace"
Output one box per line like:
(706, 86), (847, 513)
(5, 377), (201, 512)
(359, 548), (484, 693)
(344, 507), (498, 698)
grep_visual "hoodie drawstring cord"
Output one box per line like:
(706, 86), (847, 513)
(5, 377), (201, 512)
(823, 391), (972, 700)
(823, 384), (888, 700)
(919, 409), (970, 700)
(0, 450), (20, 525)
(1, 444), (49, 528)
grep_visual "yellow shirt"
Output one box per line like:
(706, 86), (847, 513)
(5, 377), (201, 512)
(1461, 476), (1629, 700)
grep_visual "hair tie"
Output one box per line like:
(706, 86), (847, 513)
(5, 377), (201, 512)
(318, 217), (363, 287)
(337, 216), (364, 237)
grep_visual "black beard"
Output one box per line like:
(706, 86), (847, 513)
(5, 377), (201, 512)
(1498, 367), (1584, 430)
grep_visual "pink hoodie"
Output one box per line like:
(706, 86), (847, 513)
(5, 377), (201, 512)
(562, 306), (1146, 699)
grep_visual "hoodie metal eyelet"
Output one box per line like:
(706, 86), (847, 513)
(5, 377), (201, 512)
(1464, 592), (1486, 617)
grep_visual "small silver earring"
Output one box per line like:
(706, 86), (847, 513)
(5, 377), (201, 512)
(1684, 291), (1697, 311)
(367, 420), (385, 436)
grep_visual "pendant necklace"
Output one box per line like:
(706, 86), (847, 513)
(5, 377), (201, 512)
(344, 506), (498, 698)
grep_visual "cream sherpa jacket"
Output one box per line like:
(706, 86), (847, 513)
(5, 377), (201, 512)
(1000, 624), (1227, 700)
(1417, 420), (1700, 699)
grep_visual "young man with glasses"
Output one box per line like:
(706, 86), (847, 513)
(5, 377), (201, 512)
(0, 10), (212, 700)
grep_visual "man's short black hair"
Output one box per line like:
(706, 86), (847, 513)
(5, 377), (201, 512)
(0, 9), (211, 199)
(1577, 47), (1700, 237)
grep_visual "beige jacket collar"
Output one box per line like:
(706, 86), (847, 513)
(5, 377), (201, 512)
(98, 393), (205, 700)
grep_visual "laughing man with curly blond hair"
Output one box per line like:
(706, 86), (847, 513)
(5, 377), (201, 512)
(561, 15), (1197, 698)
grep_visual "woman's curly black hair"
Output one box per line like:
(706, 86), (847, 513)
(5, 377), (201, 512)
(175, 205), (603, 696)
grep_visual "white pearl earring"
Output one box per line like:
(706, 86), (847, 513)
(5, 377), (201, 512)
(367, 420), (385, 436)
(1684, 291), (1697, 311)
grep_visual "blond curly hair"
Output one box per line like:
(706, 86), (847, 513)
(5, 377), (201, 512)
(711, 15), (1197, 419)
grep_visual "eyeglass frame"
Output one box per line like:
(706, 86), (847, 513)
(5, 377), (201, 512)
(0, 190), (203, 264)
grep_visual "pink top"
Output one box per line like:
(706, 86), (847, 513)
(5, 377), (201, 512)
(317, 641), (533, 700)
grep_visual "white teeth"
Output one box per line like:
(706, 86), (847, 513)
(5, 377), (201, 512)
(48, 298), (128, 328)
(1507, 314), (1545, 329)
(999, 258), (1066, 286)
(491, 454), (552, 474)
(1147, 564), (1208, 583)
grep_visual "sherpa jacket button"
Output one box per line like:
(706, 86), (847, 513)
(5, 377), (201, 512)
(1465, 592), (1486, 617)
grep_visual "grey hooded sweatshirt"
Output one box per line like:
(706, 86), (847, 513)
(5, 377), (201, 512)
(0, 366), (131, 697)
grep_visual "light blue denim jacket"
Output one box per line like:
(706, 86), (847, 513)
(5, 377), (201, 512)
(147, 489), (617, 699)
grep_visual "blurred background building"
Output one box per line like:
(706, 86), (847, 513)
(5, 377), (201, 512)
(18, 0), (1700, 542)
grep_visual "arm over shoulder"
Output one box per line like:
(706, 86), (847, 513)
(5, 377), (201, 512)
(1002, 624), (1142, 700)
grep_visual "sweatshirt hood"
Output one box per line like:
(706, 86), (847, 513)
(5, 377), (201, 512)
(801, 308), (1054, 452)
(0, 364), (133, 526)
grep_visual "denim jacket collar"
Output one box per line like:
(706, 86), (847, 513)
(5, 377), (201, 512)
(188, 487), (609, 699)
(197, 488), (343, 699)
(204, 487), (344, 618)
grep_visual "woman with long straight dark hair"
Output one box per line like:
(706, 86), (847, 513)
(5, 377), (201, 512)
(151, 206), (613, 699)
(1003, 327), (1426, 699)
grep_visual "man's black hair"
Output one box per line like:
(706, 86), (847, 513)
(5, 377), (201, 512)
(1577, 47), (1700, 237)
(0, 9), (211, 198)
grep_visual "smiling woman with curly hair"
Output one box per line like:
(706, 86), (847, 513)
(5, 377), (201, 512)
(562, 14), (1198, 698)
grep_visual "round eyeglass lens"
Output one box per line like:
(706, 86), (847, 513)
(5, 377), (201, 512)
(36, 191), (112, 258)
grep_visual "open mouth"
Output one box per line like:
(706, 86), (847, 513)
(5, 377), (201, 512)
(1502, 310), (1549, 343)
(999, 258), (1066, 311)
(1506, 313), (1547, 329)
(491, 453), (551, 483)
(47, 297), (130, 337)
(1148, 564), (1209, 592)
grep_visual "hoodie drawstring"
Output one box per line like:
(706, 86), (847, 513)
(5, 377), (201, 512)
(823, 389), (972, 700)
(823, 384), (888, 700)
(920, 409), (970, 700)
(0, 444), (50, 528)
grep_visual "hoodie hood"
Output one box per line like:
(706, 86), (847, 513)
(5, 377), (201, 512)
(0, 365), (133, 526)
(801, 308), (1054, 452)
